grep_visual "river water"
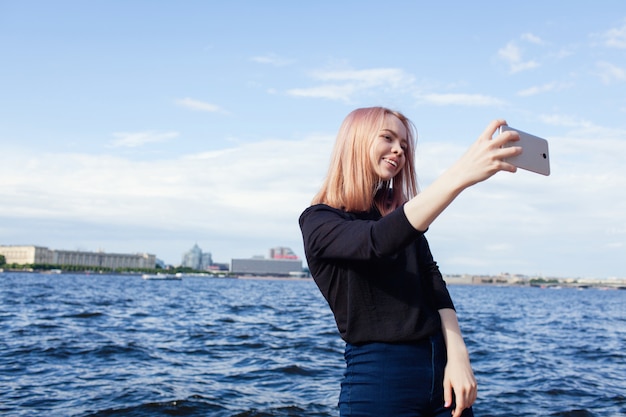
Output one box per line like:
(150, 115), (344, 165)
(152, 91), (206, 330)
(1, 272), (624, 416)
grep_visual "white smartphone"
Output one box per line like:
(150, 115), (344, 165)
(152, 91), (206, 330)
(498, 125), (551, 176)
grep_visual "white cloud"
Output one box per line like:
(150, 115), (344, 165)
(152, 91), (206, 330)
(109, 131), (179, 148)
(287, 84), (361, 102)
(175, 97), (225, 113)
(286, 67), (415, 102)
(538, 113), (594, 128)
(419, 93), (505, 107)
(290, 66), (503, 105)
(311, 68), (413, 86)
(2, 124), (625, 278)
(595, 61), (626, 84)
(419, 126), (626, 278)
(498, 41), (540, 73)
(517, 82), (569, 97)
(0, 134), (333, 260)
(601, 21), (626, 49)
(521, 33), (544, 45)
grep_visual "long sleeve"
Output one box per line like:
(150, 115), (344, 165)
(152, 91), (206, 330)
(299, 203), (424, 260)
(299, 204), (454, 344)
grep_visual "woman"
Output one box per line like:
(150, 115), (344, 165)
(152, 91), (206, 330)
(299, 107), (521, 417)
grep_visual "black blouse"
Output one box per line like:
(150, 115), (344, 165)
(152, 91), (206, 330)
(299, 203), (455, 344)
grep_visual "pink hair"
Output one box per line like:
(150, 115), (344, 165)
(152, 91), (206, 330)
(312, 107), (419, 215)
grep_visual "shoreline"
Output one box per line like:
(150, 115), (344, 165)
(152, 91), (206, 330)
(235, 275), (313, 282)
(1, 269), (625, 289)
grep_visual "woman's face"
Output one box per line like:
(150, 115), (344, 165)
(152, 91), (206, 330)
(369, 114), (408, 181)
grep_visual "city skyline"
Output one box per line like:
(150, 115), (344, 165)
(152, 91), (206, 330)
(0, 242), (302, 267)
(1, 2), (625, 279)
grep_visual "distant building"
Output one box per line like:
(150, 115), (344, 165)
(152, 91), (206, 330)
(231, 247), (303, 276)
(269, 246), (299, 259)
(0, 245), (156, 269)
(181, 244), (213, 270)
(0, 245), (53, 265)
(208, 262), (229, 272)
(231, 258), (303, 276)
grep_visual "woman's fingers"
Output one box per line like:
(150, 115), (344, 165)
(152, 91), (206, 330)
(478, 119), (507, 142)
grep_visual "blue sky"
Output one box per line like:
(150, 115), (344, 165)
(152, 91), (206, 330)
(1, 1), (625, 279)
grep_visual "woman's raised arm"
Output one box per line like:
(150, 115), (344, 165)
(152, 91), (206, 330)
(403, 119), (521, 231)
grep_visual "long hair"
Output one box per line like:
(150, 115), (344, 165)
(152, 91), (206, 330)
(312, 107), (419, 216)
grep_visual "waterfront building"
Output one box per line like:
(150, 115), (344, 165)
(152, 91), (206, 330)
(0, 246), (53, 265)
(231, 247), (303, 276)
(181, 244), (213, 270)
(0, 245), (156, 269)
(231, 257), (303, 276)
(269, 246), (299, 259)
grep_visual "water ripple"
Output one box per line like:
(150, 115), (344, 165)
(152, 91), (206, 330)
(1, 273), (624, 416)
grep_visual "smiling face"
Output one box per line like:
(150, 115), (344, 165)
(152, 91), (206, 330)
(369, 114), (408, 181)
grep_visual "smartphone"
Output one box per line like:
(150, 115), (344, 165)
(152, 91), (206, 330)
(498, 125), (551, 176)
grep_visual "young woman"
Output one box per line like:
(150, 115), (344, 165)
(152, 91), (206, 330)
(299, 107), (521, 417)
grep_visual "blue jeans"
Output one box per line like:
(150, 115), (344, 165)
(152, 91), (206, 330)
(339, 332), (474, 417)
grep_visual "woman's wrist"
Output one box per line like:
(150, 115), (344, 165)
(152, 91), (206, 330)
(446, 344), (470, 363)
